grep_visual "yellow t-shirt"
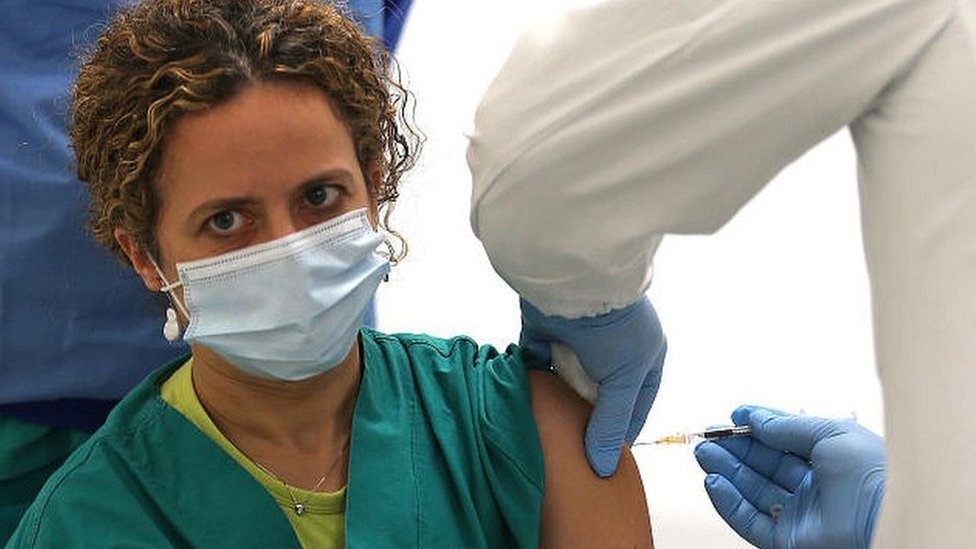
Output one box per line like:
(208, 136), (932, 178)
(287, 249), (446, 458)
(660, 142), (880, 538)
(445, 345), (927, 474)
(161, 359), (345, 549)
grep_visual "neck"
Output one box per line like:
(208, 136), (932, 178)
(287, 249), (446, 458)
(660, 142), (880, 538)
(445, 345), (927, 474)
(190, 339), (362, 490)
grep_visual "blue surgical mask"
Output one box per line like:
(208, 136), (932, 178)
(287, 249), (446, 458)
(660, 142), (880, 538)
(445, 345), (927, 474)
(153, 208), (389, 381)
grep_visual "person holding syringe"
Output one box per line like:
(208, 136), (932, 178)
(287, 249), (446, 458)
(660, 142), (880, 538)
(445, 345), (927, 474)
(554, 338), (887, 549)
(642, 409), (886, 549)
(468, 0), (973, 547)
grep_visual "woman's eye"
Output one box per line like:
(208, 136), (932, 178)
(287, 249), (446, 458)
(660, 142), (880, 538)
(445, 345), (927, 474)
(206, 210), (244, 234)
(303, 184), (340, 208)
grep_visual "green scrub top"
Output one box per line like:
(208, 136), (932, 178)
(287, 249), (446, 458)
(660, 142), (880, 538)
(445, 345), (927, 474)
(0, 419), (89, 545)
(6, 330), (547, 548)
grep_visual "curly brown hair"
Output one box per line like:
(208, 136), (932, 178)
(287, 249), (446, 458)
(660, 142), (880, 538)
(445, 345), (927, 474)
(72, 0), (419, 264)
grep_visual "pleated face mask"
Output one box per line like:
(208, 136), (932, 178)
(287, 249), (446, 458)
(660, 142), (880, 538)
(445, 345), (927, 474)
(153, 208), (390, 381)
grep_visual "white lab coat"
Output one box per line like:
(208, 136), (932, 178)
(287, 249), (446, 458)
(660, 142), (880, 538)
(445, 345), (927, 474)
(467, 0), (976, 546)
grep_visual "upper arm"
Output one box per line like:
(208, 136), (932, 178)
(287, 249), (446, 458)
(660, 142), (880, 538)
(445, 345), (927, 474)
(528, 370), (653, 549)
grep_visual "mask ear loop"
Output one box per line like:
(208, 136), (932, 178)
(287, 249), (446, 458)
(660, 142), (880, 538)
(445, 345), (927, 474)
(378, 234), (398, 282)
(147, 255), (190, 342)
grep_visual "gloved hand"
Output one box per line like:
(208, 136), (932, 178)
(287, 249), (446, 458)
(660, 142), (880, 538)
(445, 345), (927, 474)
(694, 405), (886, 549)
(520, 296), (666, 477)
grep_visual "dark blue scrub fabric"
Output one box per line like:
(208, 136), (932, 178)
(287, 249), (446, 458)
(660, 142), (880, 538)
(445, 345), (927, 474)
(0, 0), (163, 430)
(0, 0), (412, 432)
(345, 0), (413, 51)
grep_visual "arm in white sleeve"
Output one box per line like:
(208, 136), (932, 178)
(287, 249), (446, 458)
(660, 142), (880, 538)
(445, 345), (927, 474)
(467, 0), (955, 318)
(851, 1), (976, 545)
(468, 0), (976, 547)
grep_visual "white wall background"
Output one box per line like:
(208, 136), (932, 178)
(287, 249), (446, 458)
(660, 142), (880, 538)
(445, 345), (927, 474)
(376, 1), (885, 546)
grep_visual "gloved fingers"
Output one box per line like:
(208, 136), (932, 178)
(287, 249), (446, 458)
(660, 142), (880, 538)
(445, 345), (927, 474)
(521, 297), (664, 365)
(623, 375), (655, 446)
(518, 322), (554, 364)
(712, 435), (811, 493)
(731, 404), (790, 426)
(702, 473), (778, 549)
(584, 376), (642, 477)
(519, 298), (574, 336)
(733, 405), (837, 460)
(624, 341), (666, 445)
(695, 442), (794, 514)
(521, 295), (668, 476)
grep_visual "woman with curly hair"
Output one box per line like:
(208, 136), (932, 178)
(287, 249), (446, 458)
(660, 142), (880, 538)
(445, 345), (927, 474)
(6, 1), (652, 547)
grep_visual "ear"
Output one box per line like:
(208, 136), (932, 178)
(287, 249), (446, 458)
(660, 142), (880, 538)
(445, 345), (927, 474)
(115, 228), (164, 292)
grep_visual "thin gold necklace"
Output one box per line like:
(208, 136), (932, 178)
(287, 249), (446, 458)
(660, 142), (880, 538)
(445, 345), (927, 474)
(253, 436), (350, 516)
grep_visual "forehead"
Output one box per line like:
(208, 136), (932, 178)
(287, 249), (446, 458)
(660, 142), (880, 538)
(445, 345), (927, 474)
(155, 80), (359, 202)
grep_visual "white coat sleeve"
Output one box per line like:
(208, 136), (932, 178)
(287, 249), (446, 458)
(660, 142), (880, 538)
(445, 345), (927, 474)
(467, 0), (976, 547)
(851, 2), (976, 546)
(467, 0), (956, 318)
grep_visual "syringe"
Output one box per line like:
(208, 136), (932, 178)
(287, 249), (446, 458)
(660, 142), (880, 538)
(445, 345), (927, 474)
(637, 425), (753, 446)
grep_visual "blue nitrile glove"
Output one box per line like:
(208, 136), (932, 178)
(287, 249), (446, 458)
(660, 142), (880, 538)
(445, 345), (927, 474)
(520, 296), (667, 477)
(694, 405), (886, 549)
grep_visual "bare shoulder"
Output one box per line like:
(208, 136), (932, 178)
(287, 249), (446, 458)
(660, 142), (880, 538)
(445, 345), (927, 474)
(528, 370), (654, 549)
